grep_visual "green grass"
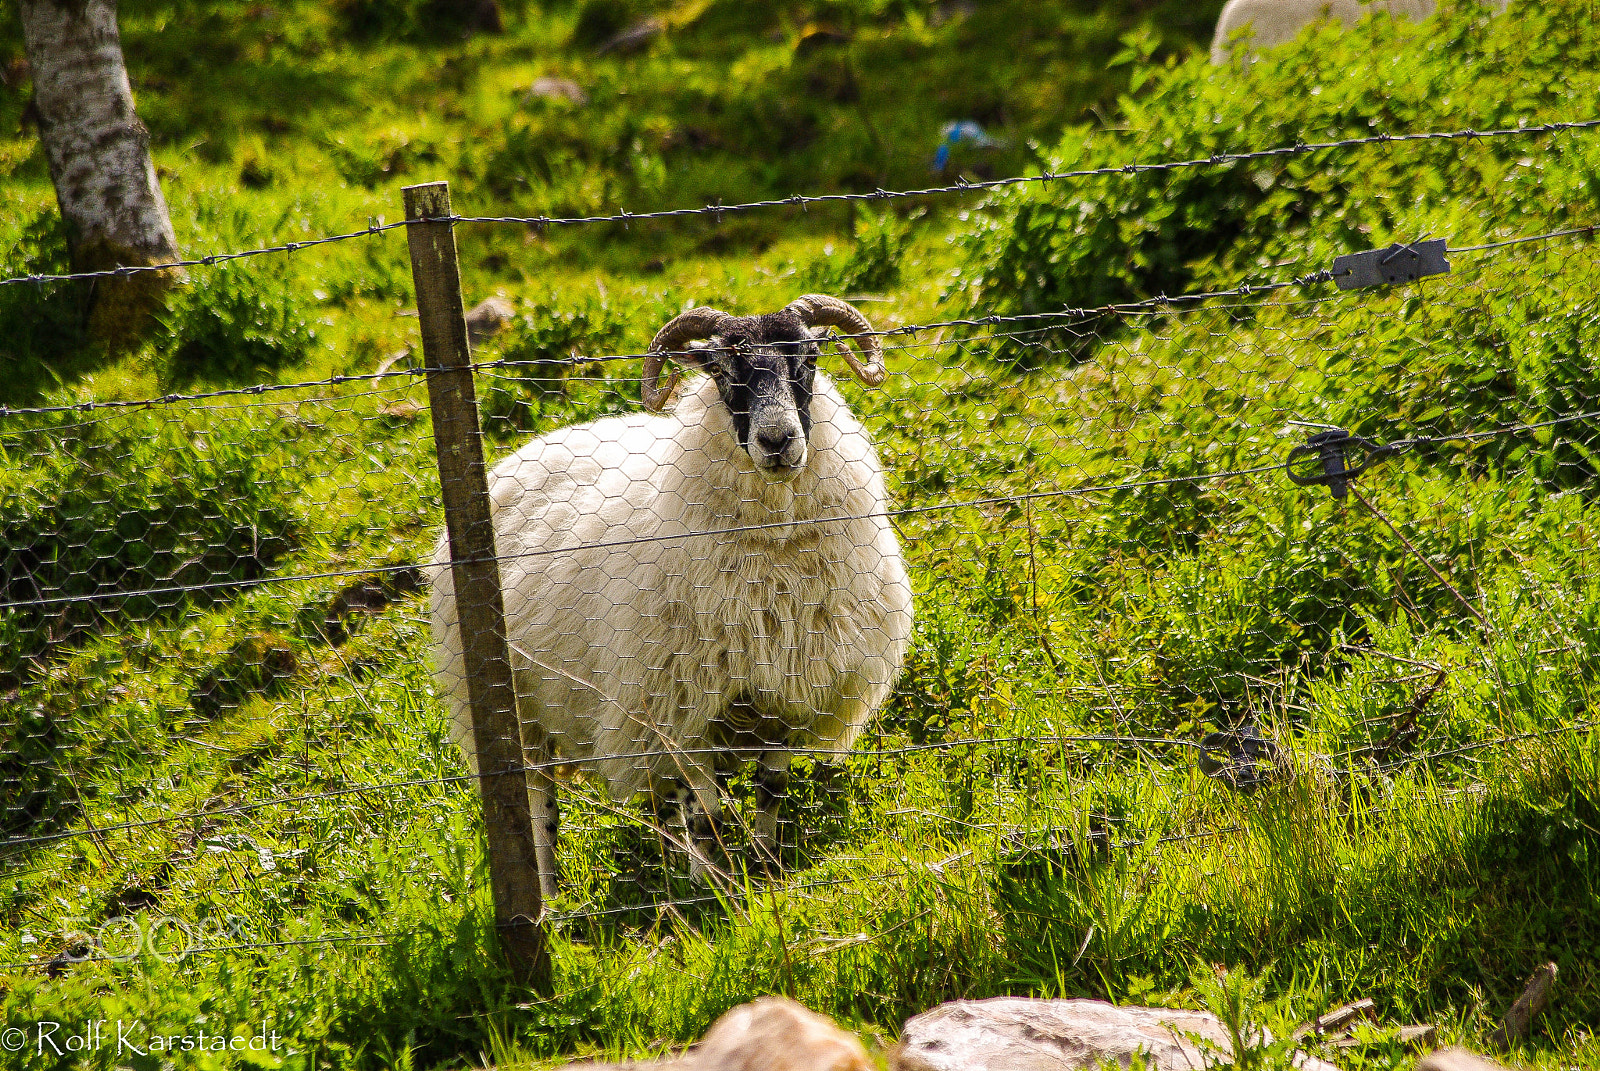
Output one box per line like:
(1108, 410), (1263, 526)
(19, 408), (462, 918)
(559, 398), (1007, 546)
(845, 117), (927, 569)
(3, 0), (1600, 1068)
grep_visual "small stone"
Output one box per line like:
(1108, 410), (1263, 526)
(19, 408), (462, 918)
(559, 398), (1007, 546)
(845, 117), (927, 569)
(379, 399), (423, 424)
(559, 998), (871, 1071)
(465, 296), (515, 343)
(693, 997), (873, 1071)
(524, 76), (588, 105)
(892, 998), (1339, 1071)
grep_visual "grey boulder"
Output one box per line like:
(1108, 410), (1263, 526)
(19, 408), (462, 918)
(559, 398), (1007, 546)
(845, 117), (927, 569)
(893, 998), (1339, 1071)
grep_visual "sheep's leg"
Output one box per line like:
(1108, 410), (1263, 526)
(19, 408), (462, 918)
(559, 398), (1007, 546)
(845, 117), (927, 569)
(684, 765), (727, 884)
(660, 769), (726, 885)
(526, 754), (561, 904)
(750, 749), (791, 869)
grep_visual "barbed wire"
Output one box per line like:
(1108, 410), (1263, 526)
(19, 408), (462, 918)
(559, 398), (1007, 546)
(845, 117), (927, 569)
(0, 733), (1205, 855)
(6, 717), (1593, 974)
(6, 397), (1600, 615)
(446, 120), (1600, 228)
(0, 278), (1324, 417)
(0, 219), (408, 289)
(2, 217), (1591, 420)
(1, 119), (1592, 292)
(0, 455), (1288, 612)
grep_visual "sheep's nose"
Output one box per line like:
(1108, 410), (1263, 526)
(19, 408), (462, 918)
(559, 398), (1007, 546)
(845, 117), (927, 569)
(755, 427), (796, 456)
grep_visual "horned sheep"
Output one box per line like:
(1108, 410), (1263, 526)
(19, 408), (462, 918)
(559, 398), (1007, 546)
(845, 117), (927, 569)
(428, 294), (913, 895)
(1210, 0), (1507, 64)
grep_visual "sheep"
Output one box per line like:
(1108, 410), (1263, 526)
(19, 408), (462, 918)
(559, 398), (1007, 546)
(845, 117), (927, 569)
(1210, 0), (1506, 64)
(429, 294), (913, 895)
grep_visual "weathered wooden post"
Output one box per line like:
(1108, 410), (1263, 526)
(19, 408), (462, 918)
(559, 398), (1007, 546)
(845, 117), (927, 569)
(403, 180), (550, 992)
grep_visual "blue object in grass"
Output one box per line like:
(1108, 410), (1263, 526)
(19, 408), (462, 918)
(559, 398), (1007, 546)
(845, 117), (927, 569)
(933, 120), (999, 171)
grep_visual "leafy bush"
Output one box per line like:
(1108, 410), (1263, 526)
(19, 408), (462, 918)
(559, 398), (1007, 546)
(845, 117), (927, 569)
(957, 1), (1599, 366)
(478, 297), (627, 434)
(0, 210), (90, 402)
(1319, 283), (1600, 488)
(0, 412), (301, 685)
(321, 238), (413, 306)
(156, 261), (317, 387)
(809, 208), (913, 294)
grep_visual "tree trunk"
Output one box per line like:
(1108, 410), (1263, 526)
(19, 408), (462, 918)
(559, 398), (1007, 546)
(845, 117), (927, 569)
(20, 0), (180, 349)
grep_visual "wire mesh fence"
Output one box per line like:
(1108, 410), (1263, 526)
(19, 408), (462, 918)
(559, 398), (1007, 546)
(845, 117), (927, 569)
(2, 123), (1599, 995)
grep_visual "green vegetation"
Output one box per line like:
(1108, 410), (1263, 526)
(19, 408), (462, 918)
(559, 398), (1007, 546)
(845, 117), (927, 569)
(2, 1), (1599, 1069)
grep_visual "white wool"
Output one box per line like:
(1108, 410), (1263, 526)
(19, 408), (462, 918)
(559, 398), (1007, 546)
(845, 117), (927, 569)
(1210, 0), (1504, 64)
(428, 371), (913, 803)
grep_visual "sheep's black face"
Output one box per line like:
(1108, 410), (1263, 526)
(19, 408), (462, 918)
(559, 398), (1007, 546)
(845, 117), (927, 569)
(693, 312), (820, 482)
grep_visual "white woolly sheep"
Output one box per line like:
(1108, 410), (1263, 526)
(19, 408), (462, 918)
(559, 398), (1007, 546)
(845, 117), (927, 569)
(1210, 0), (1506, 64)
(429, 294), (913, 895)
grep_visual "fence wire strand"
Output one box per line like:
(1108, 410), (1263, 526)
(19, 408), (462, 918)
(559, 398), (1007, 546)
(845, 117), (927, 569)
(2, 218), (1593, 420)
(2, 118), (1593, 291)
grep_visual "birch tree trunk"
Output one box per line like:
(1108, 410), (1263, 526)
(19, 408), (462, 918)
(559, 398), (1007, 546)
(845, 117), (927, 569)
(20, 0), (180, 348)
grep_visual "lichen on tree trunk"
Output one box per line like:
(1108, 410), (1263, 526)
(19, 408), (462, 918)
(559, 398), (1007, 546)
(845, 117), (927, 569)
(20, 0), (181, 350)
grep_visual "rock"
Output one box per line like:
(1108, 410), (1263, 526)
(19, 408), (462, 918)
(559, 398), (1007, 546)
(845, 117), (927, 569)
(1417, 1048), (1512, 1071)
(566, 998), (872, 1071)
(892, 998), (1339, 1071)
(465, 296), (515, 343)
(378, 399), (422, 424)
(524, 76), (588, 105)
(693, 998), (873, 1071)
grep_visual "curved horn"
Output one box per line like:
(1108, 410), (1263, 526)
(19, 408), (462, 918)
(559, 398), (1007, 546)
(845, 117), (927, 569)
(785, 293), (886, 386)
(642, 307), (729, 412)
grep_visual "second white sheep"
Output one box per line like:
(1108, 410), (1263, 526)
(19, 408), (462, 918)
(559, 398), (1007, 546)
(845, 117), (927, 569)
(1211, 0), (1506, 64)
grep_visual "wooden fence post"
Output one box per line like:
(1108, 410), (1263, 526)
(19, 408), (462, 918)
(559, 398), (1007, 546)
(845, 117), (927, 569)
(403, 180), (550, 992)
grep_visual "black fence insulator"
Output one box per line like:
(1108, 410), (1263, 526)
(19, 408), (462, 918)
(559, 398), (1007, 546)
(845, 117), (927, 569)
(1285, 428), (1401, 497)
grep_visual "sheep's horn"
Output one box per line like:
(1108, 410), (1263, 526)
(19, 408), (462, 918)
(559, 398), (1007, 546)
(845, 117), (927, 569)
(642, 307), (730, 411)
(785, 293), (886, 386)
